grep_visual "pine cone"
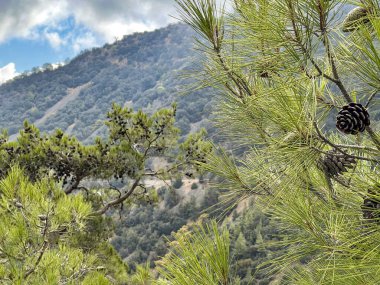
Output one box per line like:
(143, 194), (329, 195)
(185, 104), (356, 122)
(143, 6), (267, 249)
(336, 103), (370, 135)
(342, 7), (369, 32)
(259, 71), (270, 78)
(319, 150), (356, 177)
(362, 187), (380, 222)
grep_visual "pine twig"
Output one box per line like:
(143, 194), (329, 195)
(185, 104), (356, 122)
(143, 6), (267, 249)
(24, 210), (51, 279)
(365, 126), (380, 151)
(92, 178), (141, 215)
(24, 241), (48, 279)
(333, 144), (378, 152)
(313, 122), (379, 163)
(365, 89), (379, 108)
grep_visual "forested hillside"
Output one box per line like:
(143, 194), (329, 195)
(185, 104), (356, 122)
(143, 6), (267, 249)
(1, 0), (379, 283)
(0, 22), (279, 283)
(0, 24), (212, 142)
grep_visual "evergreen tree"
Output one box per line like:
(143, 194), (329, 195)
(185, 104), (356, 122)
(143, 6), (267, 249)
(156, 220), (235, 285)
(0, 103), (211, 283)
(0, 166), (110, 283)
(0, 104), (211, 215)
(175, 0), (380, 283)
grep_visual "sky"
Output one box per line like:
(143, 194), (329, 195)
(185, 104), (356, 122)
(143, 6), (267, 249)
(0, 0), (180, 84)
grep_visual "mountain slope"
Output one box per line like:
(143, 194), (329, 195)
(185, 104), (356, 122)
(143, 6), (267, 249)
(0, 24), (212, 142)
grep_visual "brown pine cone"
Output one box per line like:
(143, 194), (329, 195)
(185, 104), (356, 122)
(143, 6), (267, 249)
(318, 150), (356, 177)
(362, 187), (380, 222)
(336, 103), (370, 135)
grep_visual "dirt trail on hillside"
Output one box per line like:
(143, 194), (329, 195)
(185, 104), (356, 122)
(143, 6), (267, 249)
(9, 82), (92, 142)
(34, 82), (92, 127)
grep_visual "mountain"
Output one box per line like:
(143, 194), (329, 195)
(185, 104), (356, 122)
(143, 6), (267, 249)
(0, 23), (212, 142)
(0, 23), (281, 283)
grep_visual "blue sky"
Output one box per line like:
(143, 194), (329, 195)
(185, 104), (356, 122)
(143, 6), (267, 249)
(0, 0), (179, 83)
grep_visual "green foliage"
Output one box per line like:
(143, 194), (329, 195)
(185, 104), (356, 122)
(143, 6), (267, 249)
(111, 186), (219, 270)
(82, 272), (112, 285)
(0, 24), (215, 142)
(172, 178), (183, 189)
(0, 104), (211, 216)
(0, 101), (211, 283)
(0, 166), (109, 283)
(228, 205), (285, 284)
(156, 220), (235, 285)
(176, 0), (380, 283)
(128, 262), (155, 285)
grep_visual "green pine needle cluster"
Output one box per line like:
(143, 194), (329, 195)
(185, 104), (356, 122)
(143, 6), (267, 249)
(174, 0), (380, 283)
(0, 166), (106, 284)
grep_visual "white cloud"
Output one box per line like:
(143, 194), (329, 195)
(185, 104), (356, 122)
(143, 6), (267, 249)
(44, 31), (65, 49)
(68, 0), (178, 42)
(0, 0), (236, 65)
(0, 0), (180, 50)
(0, 63), (19, 84)
(72, 32), (98, 53)
(0, 1), (68, 43)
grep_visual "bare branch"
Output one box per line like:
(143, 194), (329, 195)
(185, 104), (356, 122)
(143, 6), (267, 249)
(64, 176), (82, 194)
(107, 183), (122, 199)
(92, 178), (141, 215)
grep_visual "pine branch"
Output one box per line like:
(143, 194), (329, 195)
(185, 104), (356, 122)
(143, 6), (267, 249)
(24, 241), (48, 279)
(24, 210), (50, 279)
(313, 0), (353, 103)
(324, 38), (352, 103)
(365, 89), (379, 108)
(313, 122), (379, 163)
(323, 170), (336, 200)
(287, 0), (337, 83)
(92, 178), (141, 215)
(333, 144), (378, 152)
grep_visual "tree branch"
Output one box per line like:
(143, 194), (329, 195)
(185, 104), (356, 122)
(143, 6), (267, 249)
(318, 22), (380, 150)
(333, 144), (378, 152)
(215, 48), (253, 98)
(287, 1), (337, 83)
(316, 0), (352, 103)
(92, 178), (141, 215)
(365, 89), (379, 108)
(313, 122), (379, 163)
(24, 210), (50, 279)
(24, 241), (48, 279)
(312, 146), (378, 163)
(365, 126), (380, 150)
(64, 176), (82, 194)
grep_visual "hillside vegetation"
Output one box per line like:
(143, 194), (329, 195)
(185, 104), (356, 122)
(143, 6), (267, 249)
(0, 24), (213, 142)
(0, 21), (292, 284)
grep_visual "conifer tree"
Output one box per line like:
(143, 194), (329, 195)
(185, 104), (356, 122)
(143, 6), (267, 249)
(0, 166), (110, 283)
(0, 104), (211, 283)
(175, 0), (380, 283)
(156, 220), (235, 285)
(0, 104), (211, 215)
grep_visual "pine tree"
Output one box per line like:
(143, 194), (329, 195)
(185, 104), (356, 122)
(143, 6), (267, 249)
(0, 166), (110, 283)
(156, 220), (234, 285)
(0, 104), (211, 283)
(0, 104), (211, 216)
(175, 0), (380, 283)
